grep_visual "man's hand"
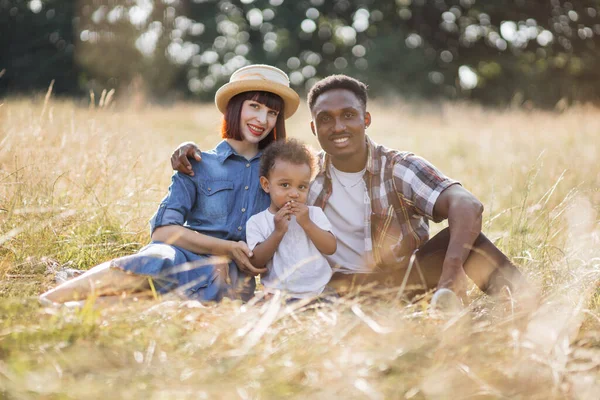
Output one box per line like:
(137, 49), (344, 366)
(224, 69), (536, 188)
(171, 142), (202, 176)
(437, 259), (469, 302)
(274, 203), (293, 234)
(228, 241), (267, 276)
(289, 201), (310, 228)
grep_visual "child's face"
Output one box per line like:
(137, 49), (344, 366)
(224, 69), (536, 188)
(260, 159), (311, 211)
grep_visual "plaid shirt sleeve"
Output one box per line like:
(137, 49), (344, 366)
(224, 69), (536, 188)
(392, 154), (459, 223)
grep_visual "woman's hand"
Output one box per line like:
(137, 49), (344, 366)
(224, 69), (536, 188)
(171, 142), (202, 176)
(274, 203), (293, 234)
(228, 241), (267, 276)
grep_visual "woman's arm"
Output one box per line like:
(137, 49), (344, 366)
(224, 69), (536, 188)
(152, 225), (231, 255)
(152, 225), (267, 276)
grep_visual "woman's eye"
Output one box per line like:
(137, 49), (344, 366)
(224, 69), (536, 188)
(269, 110), (278, 116)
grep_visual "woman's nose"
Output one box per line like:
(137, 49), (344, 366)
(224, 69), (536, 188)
(256, 110), (267, 123)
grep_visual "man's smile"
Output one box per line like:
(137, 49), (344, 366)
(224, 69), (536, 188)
(331, 135), (351, 146)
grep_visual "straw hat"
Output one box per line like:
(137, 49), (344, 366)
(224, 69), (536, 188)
(215, 64), (300, 119)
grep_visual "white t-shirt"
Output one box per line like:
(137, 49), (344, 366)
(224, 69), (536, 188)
(246, 206), (334, 298)
(323, 165), (370, 273)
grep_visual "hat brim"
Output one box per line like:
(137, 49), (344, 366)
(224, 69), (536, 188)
(215, 80), (300, 119)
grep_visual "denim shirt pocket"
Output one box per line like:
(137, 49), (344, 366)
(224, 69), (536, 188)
(198, 180), (234, 218)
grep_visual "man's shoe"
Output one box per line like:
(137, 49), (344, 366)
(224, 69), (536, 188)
(430, 288), (463, 315)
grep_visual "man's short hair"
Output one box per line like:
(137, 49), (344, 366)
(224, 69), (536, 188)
(306, 75), (368, 111)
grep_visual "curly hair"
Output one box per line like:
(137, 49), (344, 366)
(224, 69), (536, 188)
(260, 139), (316, 179)
(306, 74), (368, 111)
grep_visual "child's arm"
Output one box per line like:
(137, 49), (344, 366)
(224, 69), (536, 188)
(249, 204), (293, 268)
(291, 203), (337, 255)
(251, 231), (286, 268)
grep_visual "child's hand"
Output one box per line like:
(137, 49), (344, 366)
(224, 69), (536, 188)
(274, 203), (293, 234)
(289, 201), (310, 228)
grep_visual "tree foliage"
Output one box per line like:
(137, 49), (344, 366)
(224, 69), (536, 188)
(2, 0), (600, 107)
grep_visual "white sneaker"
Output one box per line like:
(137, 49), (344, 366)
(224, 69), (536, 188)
(430, 288), (463, 315)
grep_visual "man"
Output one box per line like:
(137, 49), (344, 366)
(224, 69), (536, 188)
(172, 75), (526, 305)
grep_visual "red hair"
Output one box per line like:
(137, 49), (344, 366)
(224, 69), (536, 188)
(221, 91), (287, 149)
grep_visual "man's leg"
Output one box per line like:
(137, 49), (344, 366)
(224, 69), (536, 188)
(408, 227), (527, 296)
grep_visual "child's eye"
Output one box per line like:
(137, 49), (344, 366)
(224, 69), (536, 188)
(281, 183), (289, 188)
(299, 185), (307, 190)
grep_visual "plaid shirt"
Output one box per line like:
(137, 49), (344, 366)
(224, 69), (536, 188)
(308, 136), (458, 271)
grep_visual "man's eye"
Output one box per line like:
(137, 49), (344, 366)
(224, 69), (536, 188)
(344, 112), (354, 118)
(320, 116), (331, 122)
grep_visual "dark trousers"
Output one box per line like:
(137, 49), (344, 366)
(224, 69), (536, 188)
(329, 227), (525, 296)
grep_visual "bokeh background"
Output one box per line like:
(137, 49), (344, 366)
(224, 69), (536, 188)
(3, 0), (600, 107)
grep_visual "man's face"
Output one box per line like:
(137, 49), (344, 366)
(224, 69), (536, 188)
(310, 88), (370, 161)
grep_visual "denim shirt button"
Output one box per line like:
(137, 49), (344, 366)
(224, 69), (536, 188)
(244, 186), (249, 190)
(246, 163), (250, 167)
(241, 208), (246, 212)
(237, 226), (242, 231)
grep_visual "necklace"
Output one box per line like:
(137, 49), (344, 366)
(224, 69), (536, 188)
(331, 165), (365, 188)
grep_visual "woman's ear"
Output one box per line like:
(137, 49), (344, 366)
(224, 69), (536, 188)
(260, 176), (270, 193)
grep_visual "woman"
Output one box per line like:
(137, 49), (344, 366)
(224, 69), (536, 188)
(40, 65), (300, 304)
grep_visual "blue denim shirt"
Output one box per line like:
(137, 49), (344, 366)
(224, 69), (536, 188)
(150, 140), (271, 242)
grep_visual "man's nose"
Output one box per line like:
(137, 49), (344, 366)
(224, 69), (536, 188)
(333, 117), (345, 133)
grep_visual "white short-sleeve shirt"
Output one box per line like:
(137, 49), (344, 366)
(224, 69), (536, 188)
(246, 206), (333, 298)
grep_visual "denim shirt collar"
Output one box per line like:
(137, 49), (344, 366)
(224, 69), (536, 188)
(215, 140), (262, 164)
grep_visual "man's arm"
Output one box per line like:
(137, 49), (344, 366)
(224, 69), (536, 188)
(432, 184), (484, 296)
(171, 142), (202, 176)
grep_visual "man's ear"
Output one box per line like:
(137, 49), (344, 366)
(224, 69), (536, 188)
(364, 111), (371, 129)
(310, 120), (316, 136)
(260, 176), (270, 193)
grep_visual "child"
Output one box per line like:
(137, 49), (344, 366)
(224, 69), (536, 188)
(246, 139), (337, 298)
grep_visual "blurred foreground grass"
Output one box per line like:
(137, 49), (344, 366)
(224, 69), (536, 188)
(0, 96), (599, 399)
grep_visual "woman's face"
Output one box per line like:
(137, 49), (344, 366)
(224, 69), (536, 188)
(239, 100), (279, 144)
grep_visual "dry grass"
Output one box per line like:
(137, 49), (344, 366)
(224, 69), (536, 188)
(0, 94), (599, 399)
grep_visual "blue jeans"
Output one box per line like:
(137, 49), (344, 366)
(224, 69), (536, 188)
(110, 242), (255, 302)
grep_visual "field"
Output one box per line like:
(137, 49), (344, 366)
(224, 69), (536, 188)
(1, 94), (599, 399)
